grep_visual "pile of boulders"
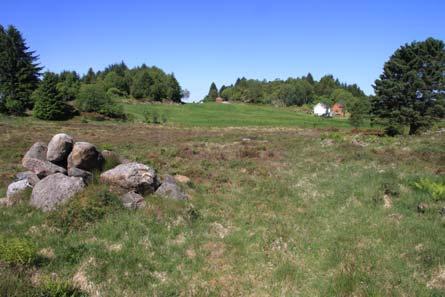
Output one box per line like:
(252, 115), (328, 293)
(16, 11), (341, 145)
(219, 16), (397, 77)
(1, 133), (188, 211)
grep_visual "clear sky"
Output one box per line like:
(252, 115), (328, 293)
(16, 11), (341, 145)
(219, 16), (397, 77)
(1, 0), (444, 102)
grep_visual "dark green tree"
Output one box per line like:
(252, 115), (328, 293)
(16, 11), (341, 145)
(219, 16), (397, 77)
(373, 38), (445, 135)
(166, 74), (182, 102)
(204, 82), (218, 101)
(83, 68), (96, 84)
(57, 71), (80, 101)
(131, 69), (152, 99)
(0, 25), (41, 114)
(33, 72), (69, 120)
(349, 97), (371, 127)
(305, 72), (315, 85)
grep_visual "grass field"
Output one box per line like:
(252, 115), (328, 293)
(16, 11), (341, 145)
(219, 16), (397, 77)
(0, 112), (444, 296)
(124, 102), (354, 128)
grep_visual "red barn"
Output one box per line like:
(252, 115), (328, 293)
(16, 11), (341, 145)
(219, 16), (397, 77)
(332, 103), (345, 117)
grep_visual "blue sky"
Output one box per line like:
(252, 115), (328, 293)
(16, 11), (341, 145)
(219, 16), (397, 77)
(1, 0), (444, 102)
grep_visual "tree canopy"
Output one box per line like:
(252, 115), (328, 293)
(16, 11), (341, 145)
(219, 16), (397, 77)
(372, 38), (445, 135)
(0, 25), (41, 115)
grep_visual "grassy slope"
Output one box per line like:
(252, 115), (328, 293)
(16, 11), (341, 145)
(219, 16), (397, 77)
(124, 102), (353, 128)
(0, 116), (444, 296)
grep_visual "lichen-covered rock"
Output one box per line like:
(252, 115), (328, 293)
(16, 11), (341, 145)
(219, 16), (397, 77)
(100, 162), (158, 194)
(68, 167), (93, 184)
(7, 179), (31, 198)
(67, 142), (104, 172)
(155, 175), (187, 200)
(47, 133), (74, 165)
(120, 191), (146, 209)
(14, 171), (40, 186)
(22, 142), (47, 165)
(22, 158), (67, 178)
(30, 173), (85, 212)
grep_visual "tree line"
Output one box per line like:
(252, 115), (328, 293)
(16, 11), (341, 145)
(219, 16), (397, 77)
(204, 38), (445, 134)
(204, 73), (366, 108)
(0, 25), (185, 120)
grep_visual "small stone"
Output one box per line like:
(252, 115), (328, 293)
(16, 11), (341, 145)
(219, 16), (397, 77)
(174, 174), (190, 184)
(68, 167), (93, 184)
(7, 179), (31, 198)
(417, 203), (428, 213)
(0, 197), (13, 207)
(14, 171), (40, 186)
(155, 175), (187, 200)
(120, 191), (146, 209)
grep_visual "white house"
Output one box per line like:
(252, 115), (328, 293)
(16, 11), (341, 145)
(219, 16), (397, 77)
(313, 103), (331, 117)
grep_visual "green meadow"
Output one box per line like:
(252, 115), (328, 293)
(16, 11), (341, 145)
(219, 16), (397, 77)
(0, 113), (444, 296)
(124, 102), (353, 128)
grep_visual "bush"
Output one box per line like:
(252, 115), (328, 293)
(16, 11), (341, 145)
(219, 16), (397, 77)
(75, 83), (109, 113)
(48, 185), (122, 232)
(0, 236), (37, 265)
(76, 83), (126, 119)
(142, 108), (167, 124)
(413, 178), (445, 201)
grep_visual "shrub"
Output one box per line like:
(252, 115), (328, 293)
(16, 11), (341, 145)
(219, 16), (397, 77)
(414, 178), (445, 201)
(75, 83), (109, 113)
(76, 83), (126, 119)
(0, 236), (37, 265)
(48, 185), (122, 232)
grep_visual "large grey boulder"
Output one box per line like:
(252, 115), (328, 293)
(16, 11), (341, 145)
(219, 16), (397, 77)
(47, 133), (74, 165)
(14, 171), (40, 186)
(30, 173), (85, 212)
(67, 142), (104, 172)
(22, 158), (67, 178)
(22, 142), (47, 164)
(68, 167), (93, 184)
(100, 162), (158, 194)
(155, 175), (187, 200)
(120, 191), (146, 209)
(7, 179), (31, 198)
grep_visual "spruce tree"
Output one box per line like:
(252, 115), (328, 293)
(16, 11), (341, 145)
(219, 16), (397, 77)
(0, 25), (41, 115)
(83, 68), (96, 84)
(33, 72), (68, 120)
(204, 82), (218, 101)
(373, 38), (445, 135)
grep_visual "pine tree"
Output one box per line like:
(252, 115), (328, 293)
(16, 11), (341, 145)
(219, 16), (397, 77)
(33, 72), (69, 120)
(204, 82), (218, 101)
(83, 68), (96, 84)
(305, 73), (315, 85)
(0, 25), (41, 115)
(373, 38), (445, 135)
